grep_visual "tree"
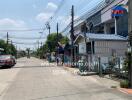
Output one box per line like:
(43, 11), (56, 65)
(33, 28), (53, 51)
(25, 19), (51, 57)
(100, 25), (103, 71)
(46, 33), (69, 52)
(0, 39), (17, 56)
(36, 33), (69, 58)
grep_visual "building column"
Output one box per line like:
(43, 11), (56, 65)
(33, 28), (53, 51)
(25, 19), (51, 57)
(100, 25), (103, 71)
(104, 23), (110, 34)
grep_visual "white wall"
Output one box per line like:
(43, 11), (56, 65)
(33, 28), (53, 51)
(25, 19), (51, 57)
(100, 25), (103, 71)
(95, 41), (127, 57)
(79, 43), (86, 54)
(77, 37), (86, 54)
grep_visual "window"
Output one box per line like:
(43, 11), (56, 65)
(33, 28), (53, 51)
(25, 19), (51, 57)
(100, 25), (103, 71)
(86, 41), (95, 54)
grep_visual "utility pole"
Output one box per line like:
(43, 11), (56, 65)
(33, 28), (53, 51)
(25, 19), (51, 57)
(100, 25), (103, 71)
(46, 22), (51, 35)
(38, 41), (40, 50)
(128, 0), (132, 88)
(46, 22), (51, 55)
(11, 40), (12, 45)
(15, 45), (17, 59)
(7, 32), (9, 45)
(57, 23), (59, 40)
(49, 26), (50, 35)
(41, 42), (43, 47)
(57, 23), (59, 57)
(70, 5), (75, 66)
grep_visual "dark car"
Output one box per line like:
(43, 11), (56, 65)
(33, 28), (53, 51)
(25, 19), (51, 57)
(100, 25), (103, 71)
(0, 55), (16, 68)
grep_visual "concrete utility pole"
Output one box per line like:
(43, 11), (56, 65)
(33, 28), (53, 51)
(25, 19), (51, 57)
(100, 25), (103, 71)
(11, 40), (13, 45)
(57, 23), (59, 57)
(46, 22), (51, 35)
(6, 32), (9, 45)
(128, 0), (132, 88)
(70, 5), (75, 66)
(37, 41), (40, 50)
(15, 45), (17, 59)
(57, 23), (59, 40)
(41, 42), (43, 47)
(46, 22), (51, 52)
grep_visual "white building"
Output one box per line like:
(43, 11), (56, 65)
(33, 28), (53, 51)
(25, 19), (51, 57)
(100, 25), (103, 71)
(73, 0), (128, 37)
(74, 33), (127, 64)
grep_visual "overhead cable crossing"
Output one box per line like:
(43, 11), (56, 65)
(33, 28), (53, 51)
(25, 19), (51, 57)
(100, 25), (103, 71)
(61, 0), (106, 33)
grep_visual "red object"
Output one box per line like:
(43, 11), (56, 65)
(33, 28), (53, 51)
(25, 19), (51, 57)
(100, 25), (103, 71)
(112, 10), (124, 15)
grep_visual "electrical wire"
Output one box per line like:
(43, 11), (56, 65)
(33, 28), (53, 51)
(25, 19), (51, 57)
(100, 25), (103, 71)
(12, 41), (38, 45)
(61, 0), (105, 34)
(46, 0), (66, 23)
(0, 28), (46, 32)
(9, 36), (46, 40)
(61, 0), (125, 34)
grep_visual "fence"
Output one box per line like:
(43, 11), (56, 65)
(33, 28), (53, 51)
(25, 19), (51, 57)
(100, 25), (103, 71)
(91, 56), (128, 79)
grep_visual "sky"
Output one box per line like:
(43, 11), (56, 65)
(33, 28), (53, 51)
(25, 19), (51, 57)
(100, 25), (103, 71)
(0, 0), (104, 50)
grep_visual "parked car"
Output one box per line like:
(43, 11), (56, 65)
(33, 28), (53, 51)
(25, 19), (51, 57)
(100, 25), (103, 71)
(12, 56), (16, 65)
(0, 55), (16, 68)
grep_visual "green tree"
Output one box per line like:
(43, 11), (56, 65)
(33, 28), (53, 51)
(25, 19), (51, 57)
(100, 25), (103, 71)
(46, 33), (69, 52)
(36, 33), (69, 58)
(0, 39), (17, 56)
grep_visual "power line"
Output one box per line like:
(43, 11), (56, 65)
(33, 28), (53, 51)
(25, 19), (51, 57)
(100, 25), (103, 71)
(46, 0), (66, 23)
(39, 0), (66, 47)
(0, 28), (46, 32)
(61, 0), (105, 34)
(61, 0), (125, 34)
(9, 36), (46, 40)
(12, 41), (38, 45)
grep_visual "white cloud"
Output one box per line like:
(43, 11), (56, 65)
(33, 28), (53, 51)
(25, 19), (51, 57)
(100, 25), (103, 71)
(36, 2), (58, 23)
(57, 16), (79, 26)
(36, 12), (52, 23)
(0, 18), (26, 29)
(46, 2), (58, 11)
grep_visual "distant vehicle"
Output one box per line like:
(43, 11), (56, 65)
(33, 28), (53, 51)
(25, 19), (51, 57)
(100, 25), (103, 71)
(0, 55), (16, 68)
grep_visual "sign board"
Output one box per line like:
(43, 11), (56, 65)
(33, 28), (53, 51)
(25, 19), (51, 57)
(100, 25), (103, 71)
(112, 5), (126, 17)
(79, 43), (86, 54)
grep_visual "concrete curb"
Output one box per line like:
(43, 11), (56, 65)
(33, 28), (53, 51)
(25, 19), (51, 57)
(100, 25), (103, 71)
(63, 66), (79, 75)
(118, 88), (132, 95)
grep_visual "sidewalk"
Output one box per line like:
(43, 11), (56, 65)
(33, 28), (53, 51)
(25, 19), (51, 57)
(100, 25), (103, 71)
(63, 65), (132, 95)
(63, 66), (119, 86)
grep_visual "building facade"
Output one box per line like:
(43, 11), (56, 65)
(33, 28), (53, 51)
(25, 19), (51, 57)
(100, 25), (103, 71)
(73, 0), (128, 36)
(64, 0), (128, 68)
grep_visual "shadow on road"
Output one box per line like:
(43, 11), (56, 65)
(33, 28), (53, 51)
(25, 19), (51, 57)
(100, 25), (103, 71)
(0, 66), (12, 70)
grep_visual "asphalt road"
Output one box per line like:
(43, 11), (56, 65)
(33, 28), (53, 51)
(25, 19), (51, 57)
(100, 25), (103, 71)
(0, 57), (132, 100)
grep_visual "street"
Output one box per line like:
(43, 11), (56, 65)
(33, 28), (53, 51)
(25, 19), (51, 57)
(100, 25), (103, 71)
(0, 57), (131, 100)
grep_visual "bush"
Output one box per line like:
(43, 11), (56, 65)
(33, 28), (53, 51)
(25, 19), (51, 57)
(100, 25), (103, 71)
(120, 80), (129, 88)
